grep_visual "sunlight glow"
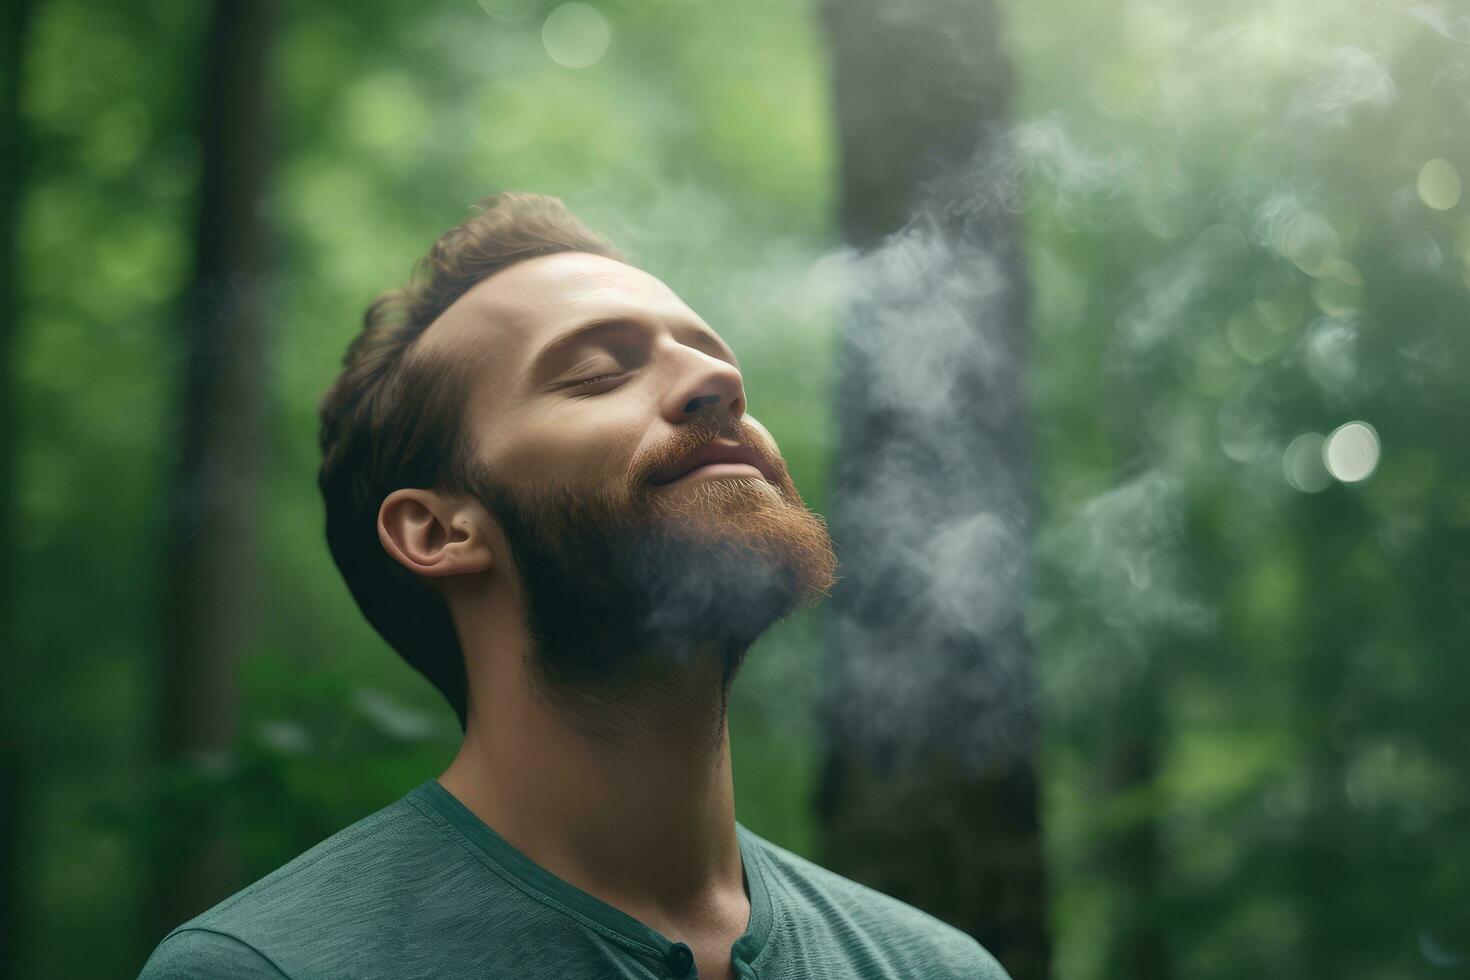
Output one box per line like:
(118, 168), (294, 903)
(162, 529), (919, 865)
(1324, 421), (1381, 483)
(1284, 432), (1331, 493)
(1417, 158), (1462, 211)
(542, 3), (611, 69)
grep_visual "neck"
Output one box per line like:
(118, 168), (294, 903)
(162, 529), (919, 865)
(438, 605), (748, 936)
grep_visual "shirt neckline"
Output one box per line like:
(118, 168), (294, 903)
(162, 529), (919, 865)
(409, 778), (775, 968)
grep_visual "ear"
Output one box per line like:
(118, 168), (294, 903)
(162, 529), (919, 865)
(377, 488), (495, 579)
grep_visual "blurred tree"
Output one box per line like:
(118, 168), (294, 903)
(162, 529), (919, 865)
(1010, 2), (1470, 976)
(9, 0), (1462, 976)
(0, 2), (36, 972)
(815, 1), (1049, 977)
(1092, 675), (1169, 980)
(150, 0), (279, 938)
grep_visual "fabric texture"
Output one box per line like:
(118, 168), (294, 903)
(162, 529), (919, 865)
(138, 778), (1011, 980)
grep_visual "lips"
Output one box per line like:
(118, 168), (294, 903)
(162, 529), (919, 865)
(650, 438), (777, 486)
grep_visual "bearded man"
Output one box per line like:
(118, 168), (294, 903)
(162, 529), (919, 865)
(139, 194), (1010, 980)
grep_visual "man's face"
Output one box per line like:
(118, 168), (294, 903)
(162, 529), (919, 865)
(424, 251), (838, 730)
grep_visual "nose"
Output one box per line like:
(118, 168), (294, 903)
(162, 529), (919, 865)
(659, 345), (747, 425)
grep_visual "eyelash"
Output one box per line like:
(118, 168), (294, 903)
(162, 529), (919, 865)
(571, 373), (622, 391)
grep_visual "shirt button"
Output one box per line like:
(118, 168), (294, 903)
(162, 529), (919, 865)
(665, 942), (695, 976)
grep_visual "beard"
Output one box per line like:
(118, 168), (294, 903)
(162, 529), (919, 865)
(464, 414), (838, 745)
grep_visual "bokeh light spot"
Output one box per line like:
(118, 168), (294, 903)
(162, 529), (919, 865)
(1417, 158), (1461, 211)
(1419, 911), (1470, 967)
(1284, 433), (1331, 493)
(542, 3), (611, 69)
(1324, 256), (1362, 285)
(1253, 297), (1303, 332)
(1193, 223), (1251, 265)
(1225, 306), (1284, 364)
(1323, 421), (1380, 483)
(256, 719), (311, 755)
(1281, 211), (1342, 277)
(1217, 392), (1273, 462)
(1311, 276), (1362, 315)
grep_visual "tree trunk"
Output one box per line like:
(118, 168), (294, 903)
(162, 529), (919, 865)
(0, 0), (35, 974)
(0, 0), (35, 971)
(815, 2), (1049, 977)
(151, 0), (278, 939)
(1092, 684), (1169, 980)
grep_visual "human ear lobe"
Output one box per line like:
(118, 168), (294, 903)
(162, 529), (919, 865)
(377, 489), (494, 578)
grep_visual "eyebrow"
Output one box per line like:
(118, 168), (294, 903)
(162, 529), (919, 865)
(526, 316), (737, 387)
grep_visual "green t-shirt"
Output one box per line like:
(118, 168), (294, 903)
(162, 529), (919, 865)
(139, 779), (1010, 979)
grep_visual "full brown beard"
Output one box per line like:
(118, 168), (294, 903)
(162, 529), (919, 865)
(465, 414), (838, 743)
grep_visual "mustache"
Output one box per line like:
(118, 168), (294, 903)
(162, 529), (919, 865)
(635, 414), (786, 490)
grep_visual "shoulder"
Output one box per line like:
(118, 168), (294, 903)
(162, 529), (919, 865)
(138, 928), (288, 979)
(141, 793), (455, 977)
(191, 794), (432, 928)
(741, 826), (1012, 980)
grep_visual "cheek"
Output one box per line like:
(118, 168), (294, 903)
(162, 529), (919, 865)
(495, 406), (646, 492)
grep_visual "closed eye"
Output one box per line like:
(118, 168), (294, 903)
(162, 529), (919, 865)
(567, 373), (624, 393)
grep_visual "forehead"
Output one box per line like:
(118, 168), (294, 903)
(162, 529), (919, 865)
(420, 251), (706, 381)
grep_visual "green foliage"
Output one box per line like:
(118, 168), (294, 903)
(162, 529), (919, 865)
(1012, 0), (1470, 976)
(11, 0), (1469, 977)
(12, 0), (837, 976)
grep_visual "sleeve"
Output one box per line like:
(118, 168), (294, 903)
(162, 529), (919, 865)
(960, 937), (1014, 980)
(137, 928), (291, 979)
(904, 914), (1015, 980)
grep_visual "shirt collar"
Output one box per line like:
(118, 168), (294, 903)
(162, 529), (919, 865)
(409, 778), (775, 968)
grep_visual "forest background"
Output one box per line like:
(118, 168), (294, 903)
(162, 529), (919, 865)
(2, 0), (1467, 977)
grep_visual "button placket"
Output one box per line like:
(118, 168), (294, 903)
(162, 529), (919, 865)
(731, 939), (758, 979)
(664, 941), (695, 977)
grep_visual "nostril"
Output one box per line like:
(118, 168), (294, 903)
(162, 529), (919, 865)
(682, 393), (720, 414)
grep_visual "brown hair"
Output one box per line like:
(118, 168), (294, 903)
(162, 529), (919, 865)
(317, 192), (621, 730)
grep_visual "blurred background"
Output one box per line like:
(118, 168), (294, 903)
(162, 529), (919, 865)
(2, 0), (1468, 976)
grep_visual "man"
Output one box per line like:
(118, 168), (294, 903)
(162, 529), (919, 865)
(139, 193), (1011, 979)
